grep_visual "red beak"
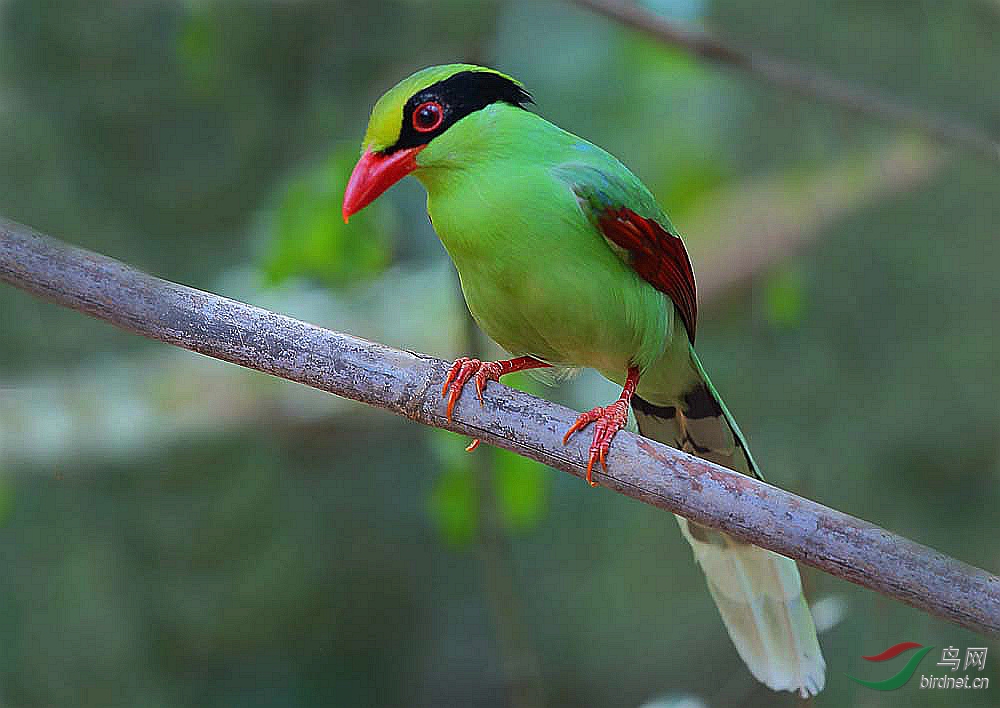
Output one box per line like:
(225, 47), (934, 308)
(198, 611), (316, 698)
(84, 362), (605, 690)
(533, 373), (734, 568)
(342, 146), (423, 223)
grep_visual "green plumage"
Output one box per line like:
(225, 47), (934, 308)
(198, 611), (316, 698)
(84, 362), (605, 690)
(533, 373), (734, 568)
(349, 64), (825, 696)
(417, 103), (708, 402)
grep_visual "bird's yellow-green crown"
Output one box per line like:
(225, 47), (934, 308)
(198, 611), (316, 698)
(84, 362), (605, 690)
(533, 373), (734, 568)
(361, 64), (526, 153)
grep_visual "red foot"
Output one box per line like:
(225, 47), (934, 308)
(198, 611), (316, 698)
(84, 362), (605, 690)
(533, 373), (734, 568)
(562, 366), (641, 487)
(562, 400), (630, 486)
(441, 355), (551, 419)
(441, 355), (551, 453)
(441, 357), (504, 419)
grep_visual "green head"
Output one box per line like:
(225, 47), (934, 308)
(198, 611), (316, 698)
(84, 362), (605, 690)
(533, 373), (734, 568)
(342, 64), (532, 222)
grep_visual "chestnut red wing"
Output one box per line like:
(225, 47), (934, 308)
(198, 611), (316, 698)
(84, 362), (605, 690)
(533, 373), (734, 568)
(597, 207), (697, 341)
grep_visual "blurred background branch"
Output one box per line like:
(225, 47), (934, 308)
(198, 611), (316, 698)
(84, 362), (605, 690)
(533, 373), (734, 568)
(2, 219), (998, 640)
(571, 0), (1000, 164)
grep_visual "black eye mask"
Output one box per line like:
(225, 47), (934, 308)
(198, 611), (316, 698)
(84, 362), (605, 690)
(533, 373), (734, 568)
(385, 70), (533, 154)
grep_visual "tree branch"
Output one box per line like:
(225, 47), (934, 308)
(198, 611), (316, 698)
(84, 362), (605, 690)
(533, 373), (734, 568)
(2, 218), (999, 637)
(571, 0), (1000, 164)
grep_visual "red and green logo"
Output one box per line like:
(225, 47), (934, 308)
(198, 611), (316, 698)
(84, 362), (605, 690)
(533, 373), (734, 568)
(847, 642), (935, 690)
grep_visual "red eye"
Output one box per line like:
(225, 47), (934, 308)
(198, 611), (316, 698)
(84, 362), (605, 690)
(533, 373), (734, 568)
(412, 101), (444, 132)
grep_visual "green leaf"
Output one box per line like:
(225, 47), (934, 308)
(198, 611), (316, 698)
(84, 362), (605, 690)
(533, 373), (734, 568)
(493, 448), (548, 531)
(261, 148), (395, 290)
(427, 463), (477, 548)
(426, 430), (550, 545)
(764, 265), (807, 330)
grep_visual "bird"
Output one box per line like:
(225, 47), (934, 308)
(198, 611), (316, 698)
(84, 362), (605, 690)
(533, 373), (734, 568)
(342, 63), (825, 697)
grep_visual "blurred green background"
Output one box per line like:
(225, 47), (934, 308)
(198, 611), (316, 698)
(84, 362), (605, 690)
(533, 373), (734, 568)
(1, 1), (998, 706)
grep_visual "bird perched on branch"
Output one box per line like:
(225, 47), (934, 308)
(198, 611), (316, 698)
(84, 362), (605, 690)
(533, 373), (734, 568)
(342, 64), (824, 696)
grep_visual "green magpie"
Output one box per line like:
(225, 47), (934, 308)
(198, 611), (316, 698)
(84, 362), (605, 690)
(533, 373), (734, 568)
(342, 64), (825, 697)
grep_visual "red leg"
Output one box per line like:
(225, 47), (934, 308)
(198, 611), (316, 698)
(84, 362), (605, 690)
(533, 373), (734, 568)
(562, 366), (640, 487)
(441, 355), (550, 420)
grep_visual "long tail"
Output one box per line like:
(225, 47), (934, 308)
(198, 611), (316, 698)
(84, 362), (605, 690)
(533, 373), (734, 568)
(632, 350), (825, 697)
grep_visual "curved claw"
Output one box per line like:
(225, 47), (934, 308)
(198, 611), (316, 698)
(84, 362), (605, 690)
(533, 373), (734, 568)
(442, 357), (468, 397)
(442, 357), (480, 419)
(585, 455), (600, 487)
(474, 370), (490, 403)
(441, 357), (506, 420)
(562, 400), (629, 486)
(562, 406), (606, 445)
